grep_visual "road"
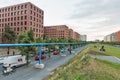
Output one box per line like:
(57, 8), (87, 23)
(0, 45), (88, 80)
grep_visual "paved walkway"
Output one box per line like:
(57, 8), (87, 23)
(91, 56), (120, 64)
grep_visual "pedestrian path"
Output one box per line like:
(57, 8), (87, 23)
(91, 55), (120, 64)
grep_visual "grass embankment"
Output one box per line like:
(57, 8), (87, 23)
(89, 44), (120, 58)
(44, 45), (120, 80)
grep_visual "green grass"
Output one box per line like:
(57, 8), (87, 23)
(44, 45), (120, 80)
(96, 59), (120, 70)
(90, 44), (120, 58)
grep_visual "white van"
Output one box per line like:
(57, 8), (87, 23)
(3, 55), (27, 68)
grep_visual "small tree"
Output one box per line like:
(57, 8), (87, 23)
(17, 30), (36, 65)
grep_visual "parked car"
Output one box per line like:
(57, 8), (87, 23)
(3, 55), (27, 68)
(34, 54), (46, 60)
(53, 51), (59, 55)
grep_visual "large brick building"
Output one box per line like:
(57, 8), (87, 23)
(44, 25), (81, 40)
(0, 2), (44, 43)
(44, 25), (69, 39)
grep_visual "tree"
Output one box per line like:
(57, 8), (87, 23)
(2, 25), (16, 55)
(2, 25), (16, 43)
(17, 30), (36, 65)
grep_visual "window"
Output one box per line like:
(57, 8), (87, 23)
(11, 7), (13, 11)
(34, 12), (35, 16)
(30, 22), (32, 25)
(8, 18), (10, 21)
(34, 18), (35, 21)
(21, 5), (23, 9)
(2, 19), (4, 22)
(8, 8), (10, 11)
(30, 5), (32, 9)
(17, 11), (20, 15)
(5, 18), (7, 22)
(11, 17), (13, 21)
(30, 10), (32, 14)
(5, 8), (7, 12)
(30, 16), (32, 20)
(25, 4), (27, 8)
(17, 27), (19, 31)
(21, 11), (24, 14)
(14, 22), (16, 26)
(18, 6), (20, 10)
(24, 16), (27, 20)
(17, 17), (20, 20)
(21, 16), (23, 20)
(14, 7), (16, 10)
(14, 17), (16, 20)
(17, 22), (19, 26)
(24, 21), (27, 25)
(25, 10), (27, 14)
(21, 22), (23, 25)
(14, 12), (16, 15)
(11, 12), (13, 16)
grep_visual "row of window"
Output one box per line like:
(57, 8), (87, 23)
(0, 21), (27, 27)
(0, 4), (43, 14)
(0, 4), (27, 13)
(0, 10), (27, 17)
(0, 22), (43, 28)
(0, 16), (27, 22)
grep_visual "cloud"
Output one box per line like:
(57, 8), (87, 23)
(67, 0), (120, 40)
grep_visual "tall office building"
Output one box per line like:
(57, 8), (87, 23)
(0, 2), (44, 43)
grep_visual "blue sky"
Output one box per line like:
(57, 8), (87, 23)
(0, 0), (120, 41)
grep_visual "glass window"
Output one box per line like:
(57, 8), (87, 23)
(25, 4), (27, 8)
(30, 16), (32, 20)
(24, 16), (27, 20)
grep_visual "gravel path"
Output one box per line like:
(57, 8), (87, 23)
(91, 55), (120, 64)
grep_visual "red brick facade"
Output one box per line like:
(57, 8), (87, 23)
(44, 25), (69, 39)
(0, 2), (44, 43)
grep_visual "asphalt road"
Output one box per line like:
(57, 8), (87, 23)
(0, 45), (88, 80)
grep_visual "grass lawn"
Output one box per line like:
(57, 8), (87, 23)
(89, 44), (120, 58)
(44, 46), (120, 80)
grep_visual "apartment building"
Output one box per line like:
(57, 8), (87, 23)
(44, 25), (69, 39)
(68, 29), (73, 39)
(73, 31), (80, 41)
(0, 2), (44, 43)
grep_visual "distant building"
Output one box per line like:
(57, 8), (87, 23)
(0, 2), (44, 43)
(118, 31), (120, 42)
(73, 31), (80, 40)
(80, 35), (87, 41)
(104, 30), (120, 42)
(44, 25), (69, 39)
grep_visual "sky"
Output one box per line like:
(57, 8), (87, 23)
(0, 0), (120, 41)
